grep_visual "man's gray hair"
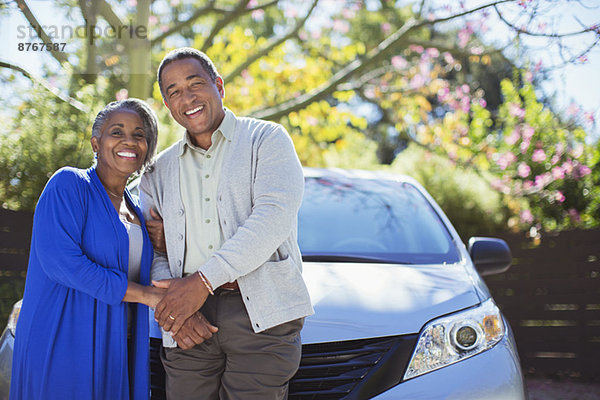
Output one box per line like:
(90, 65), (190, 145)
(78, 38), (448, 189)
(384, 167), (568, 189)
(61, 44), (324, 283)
(157, 47), (220, 99)
(91, 98), (158, 170)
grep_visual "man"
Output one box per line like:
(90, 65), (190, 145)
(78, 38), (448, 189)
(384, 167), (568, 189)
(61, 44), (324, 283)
(139, 47), (314, 400)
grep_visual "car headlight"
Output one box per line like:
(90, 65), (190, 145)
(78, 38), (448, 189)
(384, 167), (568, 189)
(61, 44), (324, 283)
(7, 299), (22, 337)
(404, 298), (505, 380)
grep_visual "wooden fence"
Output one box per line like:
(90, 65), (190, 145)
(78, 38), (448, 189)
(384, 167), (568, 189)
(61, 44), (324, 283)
(1, 208), (599, 381)
(490, 229), (600, 381)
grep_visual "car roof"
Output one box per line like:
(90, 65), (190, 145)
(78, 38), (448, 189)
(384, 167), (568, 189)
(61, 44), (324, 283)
(303, 167), (421, 186)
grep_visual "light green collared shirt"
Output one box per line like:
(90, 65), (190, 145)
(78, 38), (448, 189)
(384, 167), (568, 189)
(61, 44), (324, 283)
(179, 108), (236, 275)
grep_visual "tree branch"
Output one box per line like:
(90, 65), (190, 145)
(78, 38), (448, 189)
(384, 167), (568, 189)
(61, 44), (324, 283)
(201, 0), (252, 52)
(0, 61), (90, 113)
(251, 0), (515, 120)
(223, 0), (318, 82)
(494, 4), (599, 38)
(151, 1), (219, 46)
(14, 0), (69, 64)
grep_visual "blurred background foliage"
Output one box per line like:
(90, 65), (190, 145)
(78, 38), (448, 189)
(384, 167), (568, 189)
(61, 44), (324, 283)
(0, 0), (599, 240)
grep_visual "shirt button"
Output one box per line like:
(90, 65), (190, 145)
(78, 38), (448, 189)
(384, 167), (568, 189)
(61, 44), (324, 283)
(205, 219), (211, 223)
(177, 260), (182, 267)
(205, 174), (210, 179)
(208, 245), (213, 250)
(223, 220), (227, 225)
(178, 209), (184, 216)
(205, 197), (210, 201)
(177, 234), (183, 240)
(206, 154), (212, 159)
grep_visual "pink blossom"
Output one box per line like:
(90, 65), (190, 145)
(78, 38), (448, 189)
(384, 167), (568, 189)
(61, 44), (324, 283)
(247, 0), (258, 7)
(551, 166), (565, 180)
(410, 74), (426, 89)
(568, 208), (580, 222)
(555, 142), (564, 156)
(460, 97), (470, 113)
(534, 60), (543, 72)
(479, 99), (487, 108)
(381, 22), (392, 34)
(562, 160), (573, 175)
(523, 180), (533, 191)
(577, 165), (592, 177)
(505, 128), (520, 145)
(550, 154), (560, 165)
(285, 8), (298, 18)
(520, 210), (534, 224)
(522, 125), (535, 140)
(241, 69), (254, 84)
(252, 9), (265, 20)
(128, 0), (137, 6)
(578, 55), (588, 64)
(426, 48), (440, 58)
(341, 8), (355, 19)
(520, 139), (530, 154)
(311, 30), (322, 39)
(391, 56), (407, 69)
(458, 28), (471, 48)
(437, 87), (450, 102)
(496, 152), (517, 170)
(470, 46), (484, 55)
(555, 191), (565, 203)
(532, 149), (546, 163)
(332, 19), (349, 33)
(567, 102), (580, 117)
(148, 15), (158, 26)
(461, 84), (470, 94)
(571, 143), (584, 158)
(524, 71), (533, 82)
(115, 88), (128, 101)
(537, 22), (547, 32)
(299, 31), (308, 40)
(534, 173), (550, 188)
(584, 111), (596, 125)
(509, 103), (526, 119)
(409, 45), (424, 54)
(443, 52), (454, 64)
(517, 162), (531, 178)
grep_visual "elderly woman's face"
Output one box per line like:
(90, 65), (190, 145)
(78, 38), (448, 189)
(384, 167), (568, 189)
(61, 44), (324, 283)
(91, 109), (148, 177)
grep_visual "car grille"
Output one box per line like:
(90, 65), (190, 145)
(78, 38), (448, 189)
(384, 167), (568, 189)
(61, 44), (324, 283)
(150, 334), (418, 400)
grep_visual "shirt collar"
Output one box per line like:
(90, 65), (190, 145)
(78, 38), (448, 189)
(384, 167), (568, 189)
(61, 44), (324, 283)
(178, 108), (236, 156)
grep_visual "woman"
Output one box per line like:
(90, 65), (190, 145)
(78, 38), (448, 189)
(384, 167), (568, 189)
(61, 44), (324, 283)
(10, 99), (161, 400)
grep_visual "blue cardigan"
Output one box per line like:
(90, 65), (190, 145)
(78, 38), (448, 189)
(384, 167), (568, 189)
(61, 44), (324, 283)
(10, 166), (153, 400)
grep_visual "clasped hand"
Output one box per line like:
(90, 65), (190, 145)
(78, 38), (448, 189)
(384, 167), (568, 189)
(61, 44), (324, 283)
(153, 274), (215, 348)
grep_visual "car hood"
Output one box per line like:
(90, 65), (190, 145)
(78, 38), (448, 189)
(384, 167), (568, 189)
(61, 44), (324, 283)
(301, 262), (482, 344)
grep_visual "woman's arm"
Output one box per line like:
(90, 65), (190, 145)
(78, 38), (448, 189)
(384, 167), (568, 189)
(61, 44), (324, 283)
(122, 282), (166, 308)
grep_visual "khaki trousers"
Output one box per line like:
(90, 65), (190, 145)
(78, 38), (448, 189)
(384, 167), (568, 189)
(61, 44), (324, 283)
(161, 289), (303, 400)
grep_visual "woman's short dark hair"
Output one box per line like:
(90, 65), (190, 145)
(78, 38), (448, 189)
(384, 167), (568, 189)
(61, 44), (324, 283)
(157, 47), (220, 99)
(91, 98), (158, 170)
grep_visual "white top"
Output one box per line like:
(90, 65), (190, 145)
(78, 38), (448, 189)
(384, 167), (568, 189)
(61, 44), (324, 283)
(123, 219), (143, 333)
(179, 109), (235, 275)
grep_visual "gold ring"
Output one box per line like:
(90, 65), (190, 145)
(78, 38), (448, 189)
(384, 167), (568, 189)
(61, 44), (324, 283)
(169, 315), (175, 320)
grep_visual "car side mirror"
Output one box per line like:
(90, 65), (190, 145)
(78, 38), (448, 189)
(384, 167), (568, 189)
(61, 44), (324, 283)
(467, 237), (512, 276)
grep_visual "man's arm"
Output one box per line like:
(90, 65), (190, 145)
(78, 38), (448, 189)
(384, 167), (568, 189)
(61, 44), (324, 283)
(139, 174), (172, 281)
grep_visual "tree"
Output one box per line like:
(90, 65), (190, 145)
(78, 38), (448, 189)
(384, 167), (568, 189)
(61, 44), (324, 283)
(1, 0), (598, 232)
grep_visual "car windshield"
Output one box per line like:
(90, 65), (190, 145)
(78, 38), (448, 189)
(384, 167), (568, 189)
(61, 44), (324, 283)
(298, 175), (461, 265)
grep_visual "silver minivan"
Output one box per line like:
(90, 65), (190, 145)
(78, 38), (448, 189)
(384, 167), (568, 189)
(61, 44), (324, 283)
(0, 168), (526, 399)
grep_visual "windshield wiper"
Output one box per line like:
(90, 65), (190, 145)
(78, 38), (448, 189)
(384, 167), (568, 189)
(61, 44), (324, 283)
(302, 254), (413, 264)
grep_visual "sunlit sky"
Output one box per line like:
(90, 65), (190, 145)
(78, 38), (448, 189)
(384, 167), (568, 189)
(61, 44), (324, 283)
(0, 1), (598, 139)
